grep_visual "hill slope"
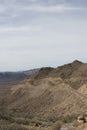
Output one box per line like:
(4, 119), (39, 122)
(0, 60), (87, 130)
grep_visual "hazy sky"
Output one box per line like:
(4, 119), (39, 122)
(0, 0), (87, 71)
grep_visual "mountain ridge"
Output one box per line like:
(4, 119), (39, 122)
(0, 60), (87, 130)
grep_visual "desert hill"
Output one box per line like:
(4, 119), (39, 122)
(29, 60), (87, 89)
(0, 69), (39, 96)
(0, 60), (87, 130)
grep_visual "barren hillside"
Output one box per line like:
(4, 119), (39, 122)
(0, 60), (87, 130)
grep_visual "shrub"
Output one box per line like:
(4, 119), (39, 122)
(0, 123), (29, 130)
(48, 116), (58, 123)
(61, 115), (77, 123)
(13, 118), (30, 125)
(0, 111), (12, 121)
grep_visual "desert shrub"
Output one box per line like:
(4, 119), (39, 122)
(48, 116), (58, 123)
(52, 121), (62, 130)
(0, 110), (13, 122)
(24, 114), (34, 119)
(61, 114), (77, 123)
(0, 123), (29, 130)
(13, 118), (30, 125)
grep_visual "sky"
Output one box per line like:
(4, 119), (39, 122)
(0, 0), (87, 71)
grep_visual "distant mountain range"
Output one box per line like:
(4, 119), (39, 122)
(0, 69), (39, 84)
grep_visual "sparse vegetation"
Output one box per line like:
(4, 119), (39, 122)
(48, 116), (58, 123)
(61, 115), (77, 123)
(0, 61), (87, 130)
(0, 123), (29, 130)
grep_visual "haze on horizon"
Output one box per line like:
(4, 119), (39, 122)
(0, 0), (87, 71)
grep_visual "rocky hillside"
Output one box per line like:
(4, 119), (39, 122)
(0, 69), (39, 96)
(0, 60), (87, 130)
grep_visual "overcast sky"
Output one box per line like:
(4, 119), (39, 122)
(0, 0), (87, 71)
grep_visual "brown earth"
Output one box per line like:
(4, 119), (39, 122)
(0, 60), (87, 130)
